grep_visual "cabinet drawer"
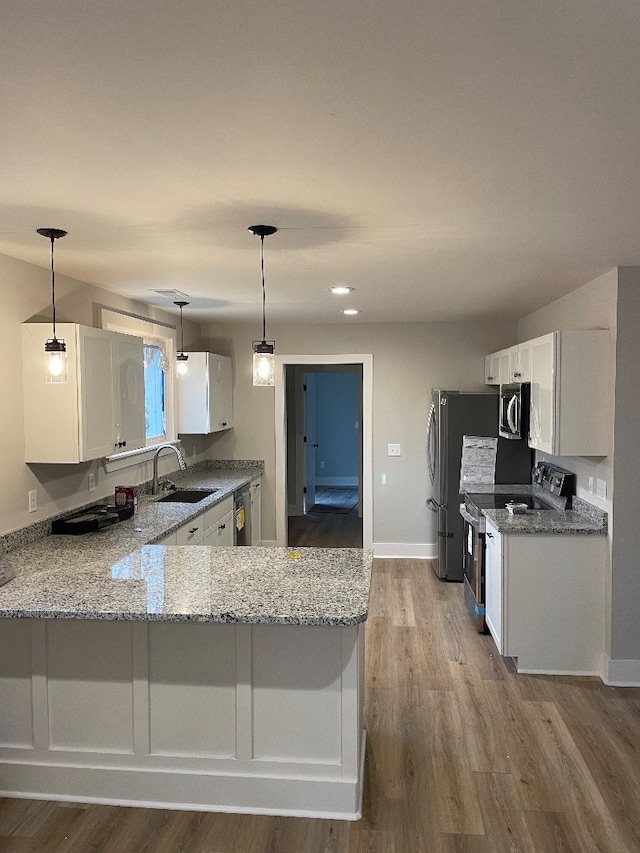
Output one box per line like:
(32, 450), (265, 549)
(176, 518), (204, 545)
(203, 495), (233, 532)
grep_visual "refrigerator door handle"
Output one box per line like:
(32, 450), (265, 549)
(427, 497), (446, 512)
(426, 403), (436, 484)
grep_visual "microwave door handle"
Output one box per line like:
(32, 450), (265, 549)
(507, 394), (518, 433)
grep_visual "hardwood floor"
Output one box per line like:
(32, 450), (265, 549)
(2, 558), (640, 851)
(288, 508), (363, 548)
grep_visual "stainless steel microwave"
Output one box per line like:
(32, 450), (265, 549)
(499, 382), (529, 440)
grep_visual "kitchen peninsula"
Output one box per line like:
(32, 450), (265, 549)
(0, 464), (372, 820)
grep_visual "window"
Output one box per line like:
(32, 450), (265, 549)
(100, 308), (177, 448)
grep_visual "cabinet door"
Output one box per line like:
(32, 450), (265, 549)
(79, 328), (117, 460)
(113, 334), (145, 452)
(528, 333), (556, 453)
(209, 354), (233, 431)
(216, 511), (234, 546)
(484, 520), (503, 653)
(514, 341), (532, 382)
(250, 480), (261, 545)
(485, 352), (501, 385)
(178, 353), (233, 434)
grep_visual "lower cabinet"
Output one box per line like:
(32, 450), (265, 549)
(156, 496), (235, 547)
(484, 518), (606, 675)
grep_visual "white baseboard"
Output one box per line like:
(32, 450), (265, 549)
(601, 654), (640, 686)
(373, 543), (436, 560)
(315, 477), (359, 487)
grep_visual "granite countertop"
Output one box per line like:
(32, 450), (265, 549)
(462, 483), (607, 535)
(0, 461), (373, 626)
(482, 507), (605, 535)
(0, 546), (373, 626)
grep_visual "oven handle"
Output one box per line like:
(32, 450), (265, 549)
(459, 503), (480, 527)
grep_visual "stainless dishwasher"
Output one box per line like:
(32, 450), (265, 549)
(233, 485), (251, 546)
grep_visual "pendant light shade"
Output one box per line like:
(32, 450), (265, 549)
(248, 224), (277, 386)
(174, 300), (189, 377)
(37, 227), (68, 383)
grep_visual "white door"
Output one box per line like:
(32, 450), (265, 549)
(303, 374), (317, 513)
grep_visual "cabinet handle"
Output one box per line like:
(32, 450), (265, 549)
(487, 375), (494, 382)
(221, 422), (227, 427)
(487, 532), (494, 538)
(219, 523), (226, 530)
(189, 527), (199, 534)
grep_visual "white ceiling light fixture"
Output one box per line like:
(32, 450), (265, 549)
(37, 227), (68, 383)
(248, 224), (278, 387)
(174, 300), (189, 377)
(330, 286), (355, 295)
(343, 308), (359, 315)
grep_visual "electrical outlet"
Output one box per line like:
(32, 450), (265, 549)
(88, 473), (96, 492)
(595, 478), (607, 499)
(388, 444), (401, 457)
(320, 461), (325, 469)
(588, 476), (594, 494)
(28, 490), (37, 513)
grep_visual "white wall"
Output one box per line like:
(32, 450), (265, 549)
(1, 253), (204, 537)
(200, 317), (519, 549)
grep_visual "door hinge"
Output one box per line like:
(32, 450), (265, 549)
(303, 436), (307, 443)
(303, 486), (307, 494)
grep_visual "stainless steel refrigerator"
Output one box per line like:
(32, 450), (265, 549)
(426, 389), (532, 581)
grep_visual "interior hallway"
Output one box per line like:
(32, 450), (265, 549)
(1, 559), (639, 851)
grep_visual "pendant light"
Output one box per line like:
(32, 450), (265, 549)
(248, 224), (277, 386)
(174, 300), (189, 377)
(37, 227), (68, 383)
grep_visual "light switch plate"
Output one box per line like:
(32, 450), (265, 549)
(388, 444), (401, 457)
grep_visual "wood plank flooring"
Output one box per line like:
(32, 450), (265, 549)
(2, 558), (640, 851)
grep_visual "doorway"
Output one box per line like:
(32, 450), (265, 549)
(274, 354), (373, 549)
(286, 366), (361, 547)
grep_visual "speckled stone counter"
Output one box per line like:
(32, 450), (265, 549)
(0, 545), (373, 625)
(464, 483), (607, 535)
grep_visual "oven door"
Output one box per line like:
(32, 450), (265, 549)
(460, 504), (487, 633)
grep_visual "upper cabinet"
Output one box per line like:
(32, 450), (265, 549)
(528, 330), (609, 456)
(484, 350), (503, 385)
(485, 342), (532, 385)
(177, 353), (233, 435)
(22, 324), (145, 463)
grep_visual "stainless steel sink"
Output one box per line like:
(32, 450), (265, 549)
(156, 488), (218, 503)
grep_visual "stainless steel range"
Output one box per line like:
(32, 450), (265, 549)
(460, 463), (575, 632)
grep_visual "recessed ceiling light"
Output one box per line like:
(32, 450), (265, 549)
(343, 309), (359, 315)
(330, 286), (355, 295)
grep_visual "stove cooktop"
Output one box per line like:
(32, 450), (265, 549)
(465, 493), (554, 511)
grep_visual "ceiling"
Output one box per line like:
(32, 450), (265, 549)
(2, 0), (640, 326)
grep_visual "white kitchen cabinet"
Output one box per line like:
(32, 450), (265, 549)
(177, 353), (233, 434)
(484, 519), (503, 651)
(176, 517), (204, 545)
(507, 341), (532, 383)
(484, 351), (503, 385)
(250, 478), (262, 545)
(203, 496), (234, 546)
(528, 330), (609, 456)
(484, 517), (605, 674)
(22, 323), (145, 463)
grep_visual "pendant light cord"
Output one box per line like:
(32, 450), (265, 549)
(49, 236), (57, 340)
(260, 234), (267, 343)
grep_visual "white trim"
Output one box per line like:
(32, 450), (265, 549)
(373, 543), (437, 559)
(274, 354), (373, 549)
(102, 441), (184, 474)
(601, 654), (640, 686)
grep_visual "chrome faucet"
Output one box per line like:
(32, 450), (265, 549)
(152, 443), (187, 495)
